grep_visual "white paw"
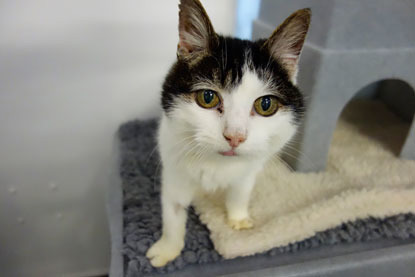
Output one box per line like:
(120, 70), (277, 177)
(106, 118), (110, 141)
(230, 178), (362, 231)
(146, 237), (183, 267)
(228, 217), (254, 230)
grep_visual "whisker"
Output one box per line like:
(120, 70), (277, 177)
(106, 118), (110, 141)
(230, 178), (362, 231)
(282, 143), (316, 168)
(273, 155), (294, 172)
(152, 160), (162, 191)
(144, 144), (159, 167)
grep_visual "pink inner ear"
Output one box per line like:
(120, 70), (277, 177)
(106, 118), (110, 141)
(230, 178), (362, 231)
(280, 55), (298, 71)
(280, 52), (299, 62)
(178, 40), (193, 54)
(282, 56), (298, 63)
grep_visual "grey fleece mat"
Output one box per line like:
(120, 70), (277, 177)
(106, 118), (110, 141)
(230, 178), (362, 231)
(119, 119), (415, 276)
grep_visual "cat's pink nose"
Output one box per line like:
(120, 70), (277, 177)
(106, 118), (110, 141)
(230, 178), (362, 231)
(223, 132), (246, 148)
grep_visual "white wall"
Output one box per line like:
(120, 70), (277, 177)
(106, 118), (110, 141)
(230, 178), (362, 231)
(0, 1), (236, 276)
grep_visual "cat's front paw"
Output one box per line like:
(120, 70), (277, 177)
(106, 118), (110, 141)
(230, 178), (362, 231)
(227, 217), (254, 230)
(146, 237), (183, 267)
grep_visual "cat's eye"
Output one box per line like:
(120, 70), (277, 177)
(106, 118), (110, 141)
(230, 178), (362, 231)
(254, 95), (279, 116)
(195, 90), (220, 109)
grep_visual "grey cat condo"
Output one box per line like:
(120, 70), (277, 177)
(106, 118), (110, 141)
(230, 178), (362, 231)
(253, 0), (415, 172)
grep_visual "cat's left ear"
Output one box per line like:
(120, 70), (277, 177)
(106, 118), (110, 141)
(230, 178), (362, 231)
(263, 9), (311, 84)
(177, 0), (218, 60)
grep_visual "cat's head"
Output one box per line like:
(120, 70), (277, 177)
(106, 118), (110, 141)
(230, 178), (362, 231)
(161, 0), (310, 160)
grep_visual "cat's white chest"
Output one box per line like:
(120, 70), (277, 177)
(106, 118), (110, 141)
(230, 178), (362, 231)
(187, 157), (253, 191)
(199, 163), (231, 191)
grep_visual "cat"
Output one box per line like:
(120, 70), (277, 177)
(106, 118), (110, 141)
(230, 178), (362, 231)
(146, 0), (310, 267)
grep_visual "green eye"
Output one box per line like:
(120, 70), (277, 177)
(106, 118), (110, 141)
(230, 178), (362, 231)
(254, 95), (279, 116)
(196, 90), (220, 109)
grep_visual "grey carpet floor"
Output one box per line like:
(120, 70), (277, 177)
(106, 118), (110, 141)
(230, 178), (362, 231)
(119, 119), (415, 276)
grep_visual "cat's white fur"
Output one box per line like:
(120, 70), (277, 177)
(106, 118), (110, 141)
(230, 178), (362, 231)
(146, 67), (298, 267)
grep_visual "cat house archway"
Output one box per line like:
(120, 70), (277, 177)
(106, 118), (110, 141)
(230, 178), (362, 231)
(283, 79), (415, 172)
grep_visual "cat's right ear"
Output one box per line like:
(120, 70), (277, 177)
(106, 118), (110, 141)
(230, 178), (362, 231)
(263, 9), (311, 84)
(177, 0), (218, 60)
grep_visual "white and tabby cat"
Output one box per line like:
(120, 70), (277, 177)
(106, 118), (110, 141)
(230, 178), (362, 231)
(146, 0), (311, 267)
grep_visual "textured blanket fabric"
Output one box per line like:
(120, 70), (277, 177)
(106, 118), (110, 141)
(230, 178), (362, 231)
(120, 100), (415, 275)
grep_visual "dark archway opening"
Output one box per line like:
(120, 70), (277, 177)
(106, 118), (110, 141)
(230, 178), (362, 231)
(329, 79), (415, 160)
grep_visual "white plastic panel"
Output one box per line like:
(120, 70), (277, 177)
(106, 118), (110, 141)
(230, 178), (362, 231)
(0, 1), (235, 276)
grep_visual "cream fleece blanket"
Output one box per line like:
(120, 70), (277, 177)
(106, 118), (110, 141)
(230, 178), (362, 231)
(193, 100), (415, 259)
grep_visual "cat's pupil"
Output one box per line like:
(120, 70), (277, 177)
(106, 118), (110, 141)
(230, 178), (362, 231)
(261, 96), (271, 111)
(204, 90), (214, 104)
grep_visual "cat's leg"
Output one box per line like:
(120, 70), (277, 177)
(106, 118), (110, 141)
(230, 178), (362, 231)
(146, 173), (194, 267)
(225, 174), (256, 230)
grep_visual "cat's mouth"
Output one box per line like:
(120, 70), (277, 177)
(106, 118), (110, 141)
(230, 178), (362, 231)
(219, 149), (237, 156)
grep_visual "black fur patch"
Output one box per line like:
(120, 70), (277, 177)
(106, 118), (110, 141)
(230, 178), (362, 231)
(161, 35), (304, 122)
